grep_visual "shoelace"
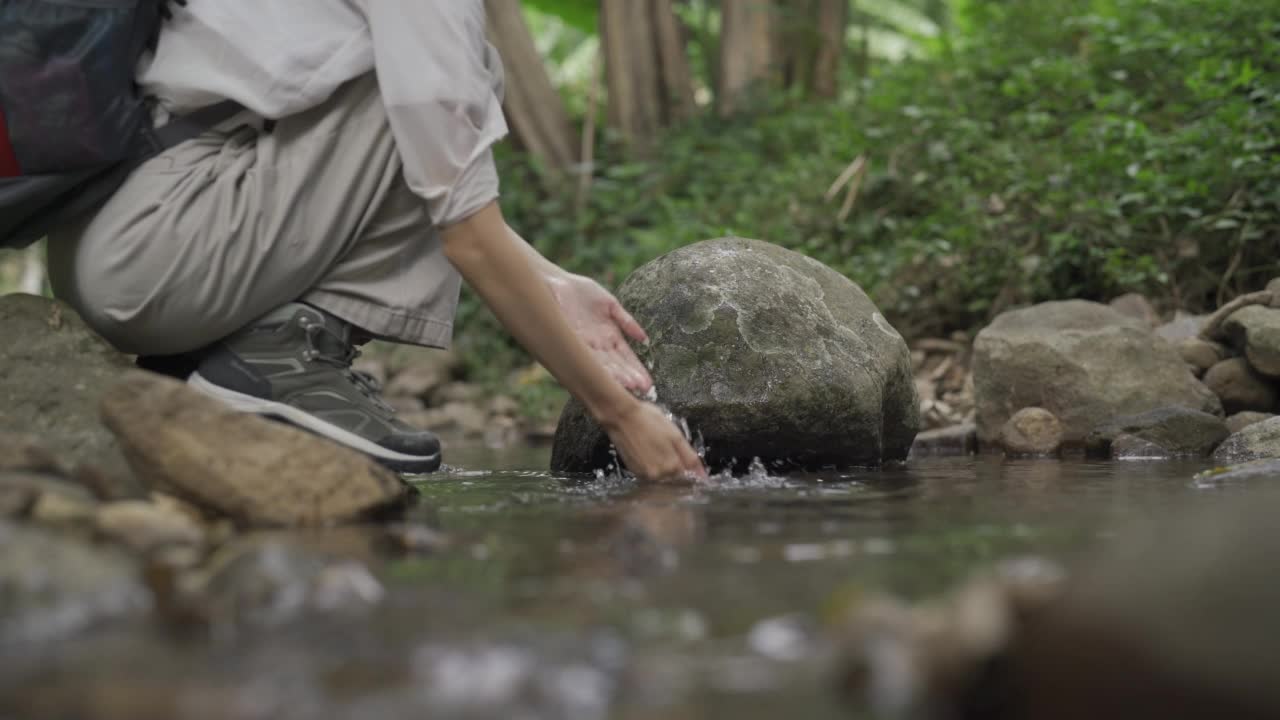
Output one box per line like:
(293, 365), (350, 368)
(303, 324), (396, 414)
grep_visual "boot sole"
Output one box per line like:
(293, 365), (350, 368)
(188, 372), (442, 474)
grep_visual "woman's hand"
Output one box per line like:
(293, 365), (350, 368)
(546, 273), (653, 395)
(603, 399), (708, 483)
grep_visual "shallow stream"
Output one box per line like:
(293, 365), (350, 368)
(2, 448), (1239, 719)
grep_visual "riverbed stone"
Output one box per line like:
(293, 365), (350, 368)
(94, 500), (205, 554)
(1223, 305), (1280, 378)
(973, 301), (1221, 447)
(1177, 337), (1229, 377)
(1108, 293), (1159, 328)
(551, 238), (920, 472)
(0, 295), (136, 485)
(1085, 406), (1230, 459)
(1153, 312), (1206, 344)
(1203, 358), (1277, 414)
(1212, 416), (1280, 464)
(99, 371), (410, 527)
(0, 520), (150, 644)
(1196, 458), (1280, 484)
(910, 423), (978, 457)
(1226, 412), (1275, 435)
(1000, 408), (1064, 456)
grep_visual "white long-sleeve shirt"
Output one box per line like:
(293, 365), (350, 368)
(139, 0), (508, 227)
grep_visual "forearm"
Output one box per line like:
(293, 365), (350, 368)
(442, 203), (635, 427)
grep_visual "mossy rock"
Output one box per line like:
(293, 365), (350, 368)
(551, 238), (919, 473)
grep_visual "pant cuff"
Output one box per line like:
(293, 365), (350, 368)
(302, 291), (455, 349)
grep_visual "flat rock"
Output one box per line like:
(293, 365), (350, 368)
(1086, 406), (1230, 459)
(1212, 416), (1280, 464)
(1226, 412), (1275, 435)
(1000, 408), (1064, 456)
(0, 296), (136, 486)
(1203, 358), (1277, 414)
(1223, 305), (1280, 378)
(552, 238), (920, 472)
(909, 423), (978, 457)
(0, 471), (97, 520)
(0, 520), (149, 645)
(974, 301), (1221, 446)
(99, 371), (409, 527)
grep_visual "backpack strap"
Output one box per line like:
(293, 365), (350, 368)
(148, 100), (247, 152)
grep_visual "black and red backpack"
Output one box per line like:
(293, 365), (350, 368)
(0, 0), (235, 249)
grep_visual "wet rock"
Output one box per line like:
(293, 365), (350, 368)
(1226, 411), (1275, 435)
(1195, 458), (1280, 484)
(999, 408), (1064, 457)
(909, 423), (978, 457)
(0, 295), (137, 487)
(1177, 337), (1229, 377)
(1086, 406), (1230, 459)
(1110, 433), (1173, 460)
(1153, 311), (1207, 344)
(552, 237), (920, 472)
(1223, 305), (1280, 378)
(384, 523), (452, 554)
(169, 536), (384, 629)
(1203, 358), (1277, 414)
(386, 363), (447, 401)
(974, 301), (1221, 447)
(100, 371), (409, 528)
(1212, 416), (1280, 464)
(1108, 293), (1159, 328)
(94, 500), (205, 554)
(0, 520), (149, 645)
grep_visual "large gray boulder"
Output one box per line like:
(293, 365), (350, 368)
(974, 301), (1221, 447)
(0, 294), (135, 483)
(551, 238), (920, 472)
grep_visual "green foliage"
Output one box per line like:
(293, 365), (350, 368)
(521, 0), (597, 34)
(458, 0), (1279, 383)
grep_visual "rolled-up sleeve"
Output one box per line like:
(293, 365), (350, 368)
(360, 0), (508, 227)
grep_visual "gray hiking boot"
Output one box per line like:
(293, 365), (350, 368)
(188, 303), (442, 474)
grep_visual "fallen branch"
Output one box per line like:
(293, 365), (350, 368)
(1200, 289), (1278, 342)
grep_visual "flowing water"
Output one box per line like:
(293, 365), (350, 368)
(1, 448), (1245, 719)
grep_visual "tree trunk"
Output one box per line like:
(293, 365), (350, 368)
(601, 0), (695, 150)
(809, 0), (847, 99)
(717, 0), (777, 117)
(485, 0), (577, 171)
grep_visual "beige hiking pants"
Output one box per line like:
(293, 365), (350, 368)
(47, 74), (461, 356)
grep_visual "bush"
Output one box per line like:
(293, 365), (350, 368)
(456, 0), (1279, 384)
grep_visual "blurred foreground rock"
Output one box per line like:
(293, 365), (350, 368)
(552, 238), (920, 472)
(100, 371), (409, 527)
(840, 485), (1280, 720)
(0, 520), (150, 646)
